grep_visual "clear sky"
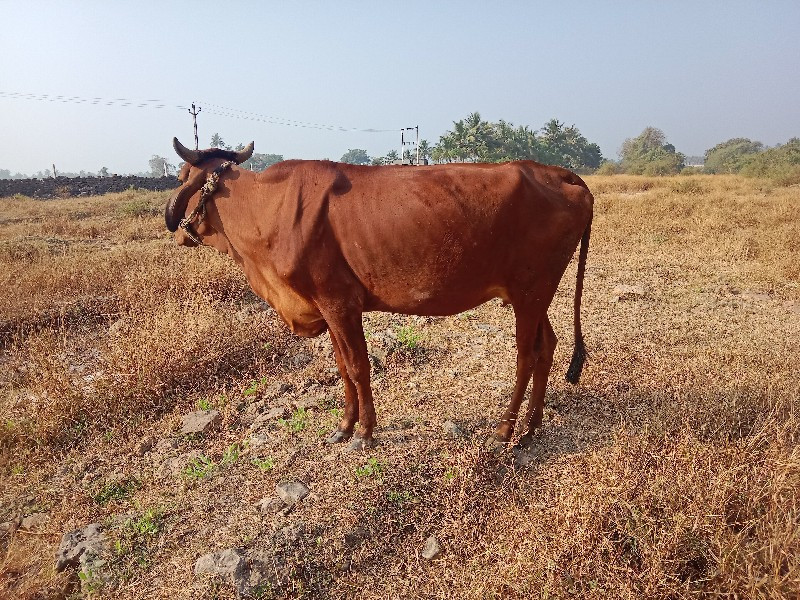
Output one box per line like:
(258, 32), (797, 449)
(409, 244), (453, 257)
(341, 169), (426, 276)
(1, 1), (798, 175)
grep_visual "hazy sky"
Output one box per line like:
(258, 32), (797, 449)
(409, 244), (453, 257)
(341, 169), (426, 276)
(1, 1), (798, 175)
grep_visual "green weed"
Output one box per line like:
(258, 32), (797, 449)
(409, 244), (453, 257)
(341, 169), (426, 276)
(182, 455), (215, 480)
(251, 457), (275, 472)
(93, 480), (137, 505)
(278, 407), (308, 433)
(355, 457), (383, 478)
(395, 325), (422, 350)
(221, 443), (242, 466)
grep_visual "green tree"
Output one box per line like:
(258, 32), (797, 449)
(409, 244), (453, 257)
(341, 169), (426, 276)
(148, 155), (175, 177)
(210, 133), (226, 149)
(339, 149), (371, 165)
(704, 138), (764, 174)
(240, 152), (283, 172)
(417, 139), (432, 163)
(432, 113), (602, 170)
(620, 127), (685, 175)
(740, 138), (800, 183)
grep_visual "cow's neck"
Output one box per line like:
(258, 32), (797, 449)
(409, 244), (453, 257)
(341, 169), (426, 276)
(209, 171), (324, 334)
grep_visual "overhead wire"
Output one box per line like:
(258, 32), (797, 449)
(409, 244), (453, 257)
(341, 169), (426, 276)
(0, 90), (399, 133)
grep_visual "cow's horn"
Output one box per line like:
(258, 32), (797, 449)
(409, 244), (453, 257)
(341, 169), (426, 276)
(234, 141), (255, 164)
(173, 137), (201, 165)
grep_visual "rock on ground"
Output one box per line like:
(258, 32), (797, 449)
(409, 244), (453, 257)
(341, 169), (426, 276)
(421, 535), (442, 560)
(180, 410), (221, 435)
(275, 480), (310, 507)
(55, 523), (108, 572)
(442, 420), (466, 439)
(21, 512), (49, 530)
(195, 548), (248, 596)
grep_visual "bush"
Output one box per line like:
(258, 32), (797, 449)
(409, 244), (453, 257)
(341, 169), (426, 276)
(595, 161), (620, 175)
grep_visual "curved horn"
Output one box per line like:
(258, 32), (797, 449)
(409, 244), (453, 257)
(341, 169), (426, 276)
(165, 169), (205, 232)
(234, 141), (255, 164)
(173, 137), (201, 165)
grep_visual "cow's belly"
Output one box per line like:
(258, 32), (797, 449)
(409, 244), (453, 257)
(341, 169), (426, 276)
(364, 280), (511, 316)
(244, 265), (328, 338)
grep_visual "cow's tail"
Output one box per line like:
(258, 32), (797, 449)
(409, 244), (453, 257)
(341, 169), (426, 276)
(565, 215), (592, 384)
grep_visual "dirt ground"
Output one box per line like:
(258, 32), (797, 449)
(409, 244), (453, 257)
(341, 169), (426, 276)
(1, 175), (798, 598)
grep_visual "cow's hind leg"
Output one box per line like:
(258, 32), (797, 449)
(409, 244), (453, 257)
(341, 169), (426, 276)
(518, 316), (557, 448)
(325, 330), (359, 444)
(487, 306), (543, 451)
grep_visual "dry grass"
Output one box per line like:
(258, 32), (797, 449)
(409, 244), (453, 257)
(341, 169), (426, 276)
(0, 176), (798, 599)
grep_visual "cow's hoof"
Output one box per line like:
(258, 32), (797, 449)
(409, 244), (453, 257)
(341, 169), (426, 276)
(326, 429), (352, 444)
(346, 436), (376, 452)
(484, 434), (508, 455)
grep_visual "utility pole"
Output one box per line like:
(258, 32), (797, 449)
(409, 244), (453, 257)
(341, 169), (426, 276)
(52, 164), (57, 178)
(188, 103), (202, 150)
(401, 126), (419, 164)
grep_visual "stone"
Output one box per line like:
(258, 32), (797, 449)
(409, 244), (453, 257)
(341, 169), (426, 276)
(21, 512), (49, 530)
(250, 407), (287, 431)
(275, 480), (310, 507)
(256, 497), (285, 515)
(180, 410), (221, 435)
(155, 437), (179, 452)
(610, 284), (646, 302)
(194, 548), (248, 595)
(421, 535), (442, 560)
(293, 395), (319, 410)
(289, 352), (312, 369)
(264, 381), (292, 400)
(248, 432), (276, 450)
(442, 420), (466, 439)
(194, 547), (246, 577)
(55, 523), (108, 572)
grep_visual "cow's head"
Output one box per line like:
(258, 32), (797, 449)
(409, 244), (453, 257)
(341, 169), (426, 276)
(165, 137), (254, 246)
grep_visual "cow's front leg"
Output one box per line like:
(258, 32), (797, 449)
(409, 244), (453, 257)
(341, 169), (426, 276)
(326, 330), (358, 444)
(324, 311), (377, 450)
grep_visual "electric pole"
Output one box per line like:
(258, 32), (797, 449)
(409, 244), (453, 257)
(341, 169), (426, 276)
(188, 103), (202, 150)
(401, 126), (419, 164)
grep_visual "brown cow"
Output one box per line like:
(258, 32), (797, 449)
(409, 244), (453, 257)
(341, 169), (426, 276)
(166, 138), (593, 450)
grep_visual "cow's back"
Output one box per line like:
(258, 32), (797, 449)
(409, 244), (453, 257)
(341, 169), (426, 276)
(321, 161), (591, 315)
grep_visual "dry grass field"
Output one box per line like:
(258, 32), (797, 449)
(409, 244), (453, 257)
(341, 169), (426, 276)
(1, 175), (798, 599)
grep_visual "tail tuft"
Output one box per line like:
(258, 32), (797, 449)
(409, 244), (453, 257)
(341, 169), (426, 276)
(565, 337), (586, 384)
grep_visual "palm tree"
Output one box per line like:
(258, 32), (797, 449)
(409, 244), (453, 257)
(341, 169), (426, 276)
(210, 133), (225, 148)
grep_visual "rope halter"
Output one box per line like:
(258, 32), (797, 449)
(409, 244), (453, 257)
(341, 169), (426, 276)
(178, 160), (235, 245)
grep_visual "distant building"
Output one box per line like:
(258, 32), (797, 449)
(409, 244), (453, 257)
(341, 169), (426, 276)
(684, 156), (705, 169)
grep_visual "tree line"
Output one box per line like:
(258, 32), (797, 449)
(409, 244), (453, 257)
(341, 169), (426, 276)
(3, 120), (797, 181)
(338, 113), (798, 183)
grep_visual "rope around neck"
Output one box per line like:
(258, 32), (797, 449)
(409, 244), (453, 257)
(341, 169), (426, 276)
(178, 160), (234, 244)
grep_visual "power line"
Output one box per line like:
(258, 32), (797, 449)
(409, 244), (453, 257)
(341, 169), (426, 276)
(0, 90), (185, 110)
(0, 90), (399, 134)
(197, 101), (398, 133)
